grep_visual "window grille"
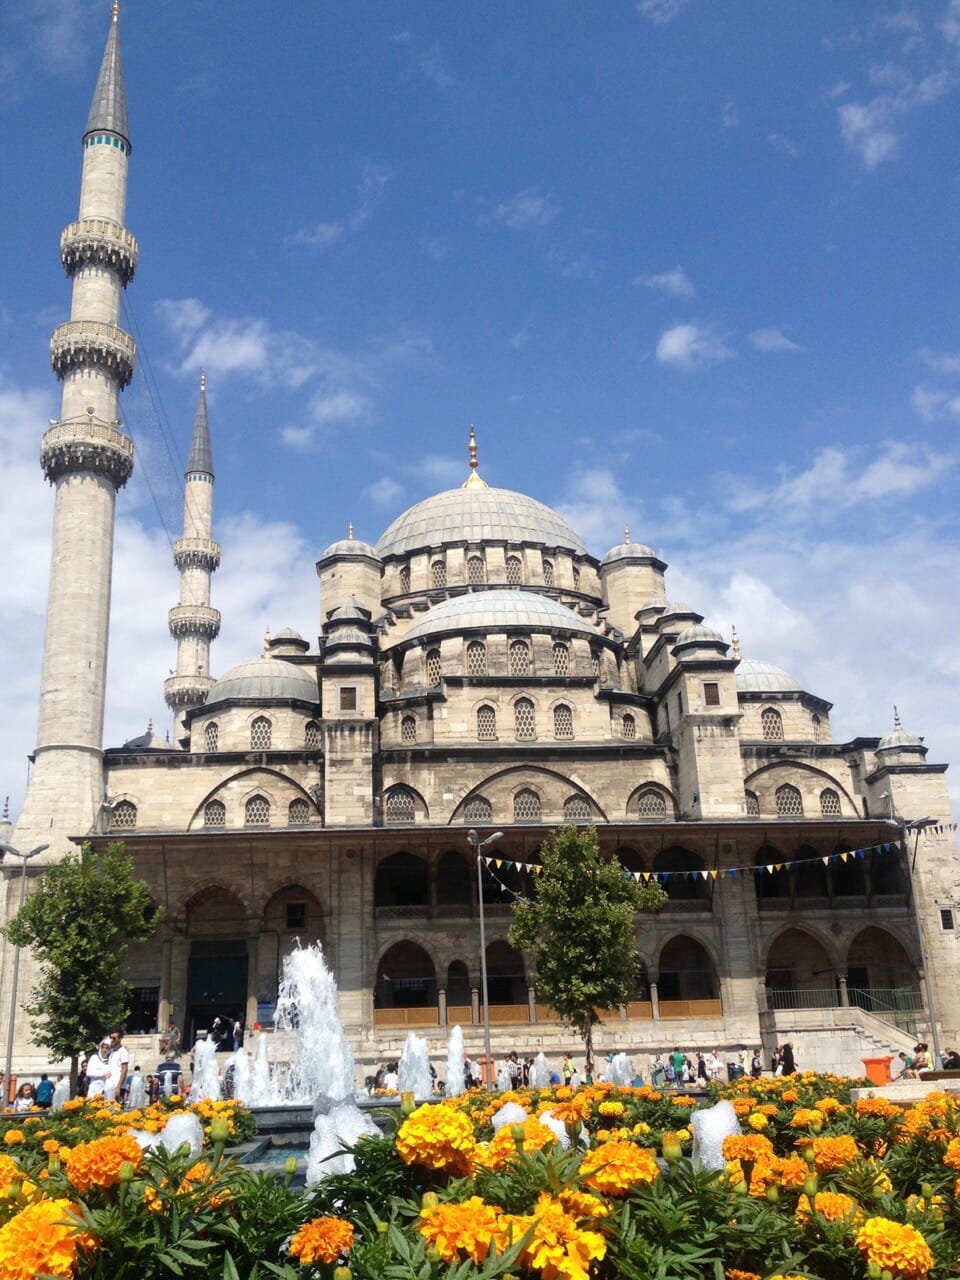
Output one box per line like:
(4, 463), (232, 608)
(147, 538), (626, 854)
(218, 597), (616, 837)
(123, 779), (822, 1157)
(514, 788), (541, 821)
(506, 555), (522, 586)
(812, 714), (822, 743)
(467, 556), (485, 585)
(204, 722), (218, 752)
(776, 783), (803, 817)
(552, 642), (569, 675)
(572, 566), (581, 590)
(704, 682), (720, 706)
(564, 795), (590, 821)
(745, 790), (760, 816)
(591, 649), (601, 679)
(509, 640), (531, 676)
(761, 707), (784, 741)
(399, 565), (410, 593)
(431, 559), (447, 589)
(304, 720), (320, 750)
(111, 800), (137, 830)
(245, 794), (270, 825)
(477, 705), (497, 740)
(385, 787), (415, 823)
(288, 799), (310, 825)
(554, 703), (574, 738)
(464, 796), (492, 823)
(401, 714), (417, 743)
(204, 800), (225, 828)
(514, 697), (536, 739)
(339, 686), (357, 710)
(466, 641), (486, 676)
(426, 649), (441, 685)
(637, 789), (667, 819)
(250, 716), (272, 750)
(622, 713), (636, 740)
(819, 788), (841, 817)
(543, 559), (554, 587)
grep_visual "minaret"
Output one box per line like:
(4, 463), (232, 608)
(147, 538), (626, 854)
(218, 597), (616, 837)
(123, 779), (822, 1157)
(164, 373), (221, 737)
(13, 3), (137, 853)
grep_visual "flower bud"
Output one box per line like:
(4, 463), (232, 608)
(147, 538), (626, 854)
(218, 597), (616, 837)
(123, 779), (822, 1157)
(400, 1091), (416, 1116)
(7, 1180), (21, 1201)
(511, 1123), (526, 1148)
(765, 1184), (779, 1204)
(803, 1175), (818, 1197)
(425, 1246), (441, 1262)
(662, 1135), (682, 1164)
(802, 1144), (816, 1167)
(866, 1262), (883, 1279)
(209, 1116), (230, 1144)
(118, 1160), (135, 1183)
(921, 1182), (933, 1201)
(421, 1191), (439, 1210)
(284, 1156), (298, 1178)
(377, 1221), (389, 1236)
(333, 1268), (352, 1280)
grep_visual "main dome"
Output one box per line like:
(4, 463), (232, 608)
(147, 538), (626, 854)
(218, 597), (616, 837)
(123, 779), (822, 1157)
(376, 486), (587, 559)
(397, 589), (601, 644)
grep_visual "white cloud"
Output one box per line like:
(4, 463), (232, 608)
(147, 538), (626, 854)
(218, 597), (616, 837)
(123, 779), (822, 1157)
(363, 477), (404, 508)
(767, 133), (800, 158)
(636, 266), (695, 298)
(510, 327), (532, 350)
(556, 468), (640, 552)
(309, 390), (371, 425)
(279, 424), (315, 452)
(750, 328), (802, 352)
(912, 384), (960, 421)
(636, 0), (689, 24)
(839, 100), (899, 168)
(487, 187), (559, 230)
(919, 348), (960, 375)
(655, 323), (733, 370)
(420, 48), (455, 89)
(722, 99), (739, 129)
(293, 164), (393, 249)
(294, 222), (344, 248)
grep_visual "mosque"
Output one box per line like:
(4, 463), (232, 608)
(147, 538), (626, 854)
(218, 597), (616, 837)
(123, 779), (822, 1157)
(3, 7), (959, 1078)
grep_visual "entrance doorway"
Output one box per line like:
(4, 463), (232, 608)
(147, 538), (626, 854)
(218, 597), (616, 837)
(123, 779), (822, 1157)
(186, 940), (248, 1048)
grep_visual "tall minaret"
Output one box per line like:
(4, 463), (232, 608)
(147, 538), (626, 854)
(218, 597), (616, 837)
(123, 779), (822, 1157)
(164, 373), (220, 738)
(13, 3), (137, 854)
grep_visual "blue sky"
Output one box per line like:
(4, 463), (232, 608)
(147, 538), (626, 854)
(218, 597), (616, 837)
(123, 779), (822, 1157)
(1, 0), (959, 815)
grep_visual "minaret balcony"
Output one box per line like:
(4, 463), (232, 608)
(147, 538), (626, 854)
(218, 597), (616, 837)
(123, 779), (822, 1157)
(61, 219), (139, 285)
(40, 420), (134, 487)
(164, 674), (215, 710)
(50, 320), (136, 388)
(173, 537), (221, 571)
(168, 604), (221, 640)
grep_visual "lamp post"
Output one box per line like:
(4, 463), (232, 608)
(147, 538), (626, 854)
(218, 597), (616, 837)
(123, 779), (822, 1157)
(467, 828), (503, 1082)
(883, 812), (941, 1066)
(0, 840), (49, 1102)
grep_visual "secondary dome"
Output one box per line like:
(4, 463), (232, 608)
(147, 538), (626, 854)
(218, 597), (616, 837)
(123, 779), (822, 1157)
(735, 659), (800, 693)
(602, 540), (656, 565)
(376, 486), (588, 559)
(206, 658), (318, 705)
(396, 589), (601, 645)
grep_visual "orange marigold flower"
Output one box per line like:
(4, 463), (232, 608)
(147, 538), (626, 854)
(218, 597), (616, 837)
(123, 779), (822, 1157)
(855, 1096), (900, 1120)
(796, 1191), (863, 1229)
(579, 1140), (659, 1195)
(809, 1134), (859, 1173)
(725, 1271), (762, 1280)
(789, 1108), (825, 1130)
(63, 1134), (143, 1193)
(396, 1103), (476, 1175)
(855, 1217), (934, 1280)
(722, 1133), (775, 1164)
(943, 1137), (960, 1171)
(2, 1131), (24, 1146)
(418, 1196), (508, 1264)
(476, 1117), (558, 1170)
(557, 1188), (609, 1220)
(519, 1193), (606, 1280)
(42, 1139), (60, 1154)
(288, 1215), (354, 1266)
(0, 1197), (95, 1280)
(0, 1155), (22, 1193)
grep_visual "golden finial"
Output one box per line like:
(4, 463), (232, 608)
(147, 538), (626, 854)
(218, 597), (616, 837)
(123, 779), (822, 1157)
(146, 718), (153, 734)
(462, 424), (488, 488)
(348, 523), (354, 540)
(112, 0), (119, 20)
(624, 525), (631, 545)
(731, 625), (741, 660)
(468, 425), (478, 471)
(893, 704), (901, 729)
(199, 370), (206, 392)
(263, 626), (272, 657)
(1, 796), (8, 821)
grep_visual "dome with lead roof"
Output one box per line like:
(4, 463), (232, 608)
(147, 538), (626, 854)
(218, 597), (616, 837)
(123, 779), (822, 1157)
(735, 659), (800, 693)
(394, 589), (601, 646)
(602, 540), (656, 565)
(675, 624), (724, 646)
(206, 658), (318, 705)
(318, 535), (379, 562)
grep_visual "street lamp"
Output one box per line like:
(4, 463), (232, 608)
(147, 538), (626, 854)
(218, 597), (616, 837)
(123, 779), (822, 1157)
(0, 840), (49, 1103)
(881, 811), (941, 1066)
(467, 828), (503, 1082)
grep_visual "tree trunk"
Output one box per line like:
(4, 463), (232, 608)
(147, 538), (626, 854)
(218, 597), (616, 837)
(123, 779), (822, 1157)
(583, 1009), (594, 1077)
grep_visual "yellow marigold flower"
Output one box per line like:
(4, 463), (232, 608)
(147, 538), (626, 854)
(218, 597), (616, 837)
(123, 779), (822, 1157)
(725, 1270), (762, 1280)
(598, 1100), (624, 1117)
(418, 1196), (507, 1264)
(61, 1099), (84, 1112)
(396, 1104), (476, 1175)
(746, 1112), (767, 1131)
(2, 1132), (24, 1146)
(288, 1216), (354, 1265)
(943, 1137), (960, 1171)
(796, 1191), (862, 1229)
(855, 1217), (934, 1280)
(722, 1133), (775, 1164)
(0, 1197), (95, 1280)
(579, 1140), (659, 1195)
(817, 1097), (845, 1116)
(42, 1139), (60, 1154)
(789, 1108), (824, 1130)
(518, 1193), (606, 1280)
(63, 1134), (143, 1193)
(557, 1188), (609, 1220)
(476, 1117), (558, 1170)
(768, 1274), (812, 1280)
(781, 1089), (798, 1103)
(809, 1134), (859, 1173)
(632, 1121), (651, 1136)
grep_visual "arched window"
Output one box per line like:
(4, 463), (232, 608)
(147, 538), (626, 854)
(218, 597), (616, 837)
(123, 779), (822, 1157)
(745, 790), (760, 816)
(514, 788), (541, 821)
(203, 799), (225, 828)
(204, 722), (218, 752)
(622, 713), (636, 740)
(776, 783), (803, 817)
(564, 795), (591, 821)
(401, 714), (417, 744)
(431, 559), (447, 589)
(477, 704), (497, 740)
(466, 640), (486, 676)
(514, 697), (536, 740)
(111, 800), (137, 830)
(553, 703), (574, 739)
(426, 648), (441, 686)
(385, 786), (416, 823)
(304, 720), (320, 750)
(506, 555), (522, 586)
(245, 794), (270, 825)
(464, 795), (492, 823)
(467, 555), (485, 585)
(572, 566), (581, 590)
(637, 788), (667, 819)
(812, 713), (822, 743)
(543, 559), (555, 587)
(761, 707), (784, 741)
(288, 799), (310, 825)
(399, 565), (410, 593)
(820, 788), (841, 817)
(251, 716), (272, 750)
(509, 639), (530, 676)
(552, 642), (569, 675)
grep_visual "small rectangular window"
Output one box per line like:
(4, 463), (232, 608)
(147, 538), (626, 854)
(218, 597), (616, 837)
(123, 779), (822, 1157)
(941, 908), (955, 931)
(286, 902), (306, 930)
(704, 682), (720, 706)
(339, 686), (357, 711)
(676, 693), (683, 717)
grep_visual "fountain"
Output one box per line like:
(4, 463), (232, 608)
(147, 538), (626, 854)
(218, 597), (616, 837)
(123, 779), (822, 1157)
(445, 1025), (466, 1097)
(397, 1031), (433, 1099)
(691, 1099), (741, 1171)
(529, 1052), (551, 1088)
(189, 1034), (221, 1102)
(608, 1052), (634, 1088)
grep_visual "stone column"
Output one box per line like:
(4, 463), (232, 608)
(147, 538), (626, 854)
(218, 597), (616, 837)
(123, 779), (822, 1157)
(649, 981), (660, 1020)
(471, 987), (480, 1025)
(157, 933), (173, 1030)
(838, 973), (850, 1007)
(527, 986), (536, 1023)
(438, 987), (447, 1026)
(245, 934), (260, 1029)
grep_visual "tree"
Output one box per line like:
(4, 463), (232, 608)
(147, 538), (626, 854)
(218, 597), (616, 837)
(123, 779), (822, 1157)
(3, 841), (160, 1091)
(509, 825), (666, 1068)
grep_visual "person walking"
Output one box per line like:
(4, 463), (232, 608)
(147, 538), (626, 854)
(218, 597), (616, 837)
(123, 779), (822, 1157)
(780, 1042), (796, 1076)
(105, 1028), (129, 1102)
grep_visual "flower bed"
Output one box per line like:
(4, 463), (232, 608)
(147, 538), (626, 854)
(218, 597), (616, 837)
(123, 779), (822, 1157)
(0, 1074), (958, 1279)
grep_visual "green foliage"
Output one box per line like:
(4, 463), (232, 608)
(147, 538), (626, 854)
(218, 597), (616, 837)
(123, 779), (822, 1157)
(509, 825), (666, 1061)
(2, 841), (160, 1067)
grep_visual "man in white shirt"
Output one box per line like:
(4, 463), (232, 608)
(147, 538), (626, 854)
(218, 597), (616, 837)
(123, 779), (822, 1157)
(105, 1028), (129, 1102)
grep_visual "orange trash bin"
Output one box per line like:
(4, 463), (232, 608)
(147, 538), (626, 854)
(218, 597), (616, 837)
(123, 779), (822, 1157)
(861, 1056), (893, 1085)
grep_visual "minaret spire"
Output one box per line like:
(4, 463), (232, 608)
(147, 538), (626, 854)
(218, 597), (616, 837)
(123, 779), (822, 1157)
(165, 374), (221, 736)
(462, 424), (488, 489)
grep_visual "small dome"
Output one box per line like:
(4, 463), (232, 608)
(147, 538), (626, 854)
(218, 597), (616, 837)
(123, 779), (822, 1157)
(319, 537), (379, 562)
(326, 597), (370, 623)
(735, 659), (801, 693)
(395, 589), (601, 646)
(602, 541), (656, 565)
(660, 601), (697, 619)
(273, 627), (304, 641)
(878, 727), (924, 751)
(207, 658), (318, 705)
(325, 626), (373, 647)
(123, 721), (168, 750)
(675, 624), (724, 646)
